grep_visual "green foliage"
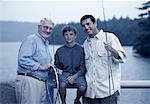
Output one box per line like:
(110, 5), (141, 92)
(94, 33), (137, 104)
(133, 1), (150, 57)
(49, 17), (141, 46)
(0, 17), (142, 46)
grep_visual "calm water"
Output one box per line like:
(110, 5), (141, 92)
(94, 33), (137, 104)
(0, 42), (150, 104)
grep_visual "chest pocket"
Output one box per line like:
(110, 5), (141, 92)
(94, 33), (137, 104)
(97, 51), (112, 66)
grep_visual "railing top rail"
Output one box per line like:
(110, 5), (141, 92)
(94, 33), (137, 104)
(121, 80), (150, 89)
(52, 80), (150, 89)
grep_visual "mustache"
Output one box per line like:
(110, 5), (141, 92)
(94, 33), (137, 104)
(44, 31), (50, 35)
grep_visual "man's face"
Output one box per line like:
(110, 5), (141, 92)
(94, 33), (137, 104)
(38, 21), (54, 38)
(81, 18), (97, 37)
(63, 31), (76, 44)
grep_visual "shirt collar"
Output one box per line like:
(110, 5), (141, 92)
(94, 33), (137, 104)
(36, 32), (49, 46)
(87, 29), (104, 42)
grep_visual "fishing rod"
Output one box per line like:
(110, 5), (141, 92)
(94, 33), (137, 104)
(101, 0), (115, 103)
(51, 65), (61, 104)
(51, 30), (61, 104)
(45, 16), (60, 103)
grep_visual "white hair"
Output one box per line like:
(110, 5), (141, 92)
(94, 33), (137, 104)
(38, 18), (54, 26)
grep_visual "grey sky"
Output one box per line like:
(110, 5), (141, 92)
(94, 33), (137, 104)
(0, 0), (148, 24)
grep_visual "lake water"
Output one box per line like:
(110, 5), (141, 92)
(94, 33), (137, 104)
(0, 42), (150, 104)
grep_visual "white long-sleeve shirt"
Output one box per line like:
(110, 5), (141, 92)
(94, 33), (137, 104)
(83, 29), (126, 98)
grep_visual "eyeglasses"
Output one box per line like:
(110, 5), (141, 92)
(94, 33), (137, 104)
(42, 26), (53, 30)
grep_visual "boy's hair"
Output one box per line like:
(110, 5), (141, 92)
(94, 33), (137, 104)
(62, 25), (77, 35)
(80, 14), (96, 24)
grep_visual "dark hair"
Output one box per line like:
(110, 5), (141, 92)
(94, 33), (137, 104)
(62, 25), (77, 35)
(80, 14), (96, 24)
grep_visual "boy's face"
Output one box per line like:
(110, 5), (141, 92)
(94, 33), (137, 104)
(63, 31), (76, 44)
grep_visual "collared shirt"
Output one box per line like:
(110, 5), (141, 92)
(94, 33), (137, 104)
(54, 43), (86, 77)
(84, 29), (126, 98)
(17, 33), (52, 80)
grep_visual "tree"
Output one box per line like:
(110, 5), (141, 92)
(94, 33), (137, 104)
(133, 1), (150, 57)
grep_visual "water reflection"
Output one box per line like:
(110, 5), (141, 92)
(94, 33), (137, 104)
(121, 47), (150, 104)
(0, 43), (150, 104)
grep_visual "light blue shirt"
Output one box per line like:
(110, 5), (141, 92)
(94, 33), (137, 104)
(17, 33), (52, 79)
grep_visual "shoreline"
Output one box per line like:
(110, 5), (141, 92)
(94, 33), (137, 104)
(0, 80), (77, 104)
(0, 80), (16, 104)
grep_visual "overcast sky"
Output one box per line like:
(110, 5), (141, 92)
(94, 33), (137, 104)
(0, 0), (148, 24)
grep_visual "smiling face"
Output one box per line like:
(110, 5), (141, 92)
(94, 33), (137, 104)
(62, 25), (77, 47)
(38, 19), (54, 38)
(63, 30), (76, 45)
(81, 18), (98, 38)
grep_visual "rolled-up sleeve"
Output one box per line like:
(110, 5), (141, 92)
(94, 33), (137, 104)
(112, 50), (126, 63)
(110, 33), (127, 63)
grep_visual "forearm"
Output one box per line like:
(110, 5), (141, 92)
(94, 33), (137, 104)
(110, 48), (121, 60)
(104, 42), (121, 59)
(76, 67), (86, 77)
(38, 64), (51, 70)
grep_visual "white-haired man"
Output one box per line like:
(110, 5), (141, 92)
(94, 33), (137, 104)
(15, 18), (54, 104)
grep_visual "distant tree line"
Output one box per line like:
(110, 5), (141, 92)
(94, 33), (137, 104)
(0, 17), (141, 46)
(48, 17), (142, 46)
(133, 1), (150, 57)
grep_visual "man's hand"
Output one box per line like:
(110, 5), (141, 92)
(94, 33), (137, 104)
(104, 42), (113, 52)
(104, 42), (121, 59)
(67, 74), (77, 84)
(56, 68), (63, 75)
(38, 64), (51, 70)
